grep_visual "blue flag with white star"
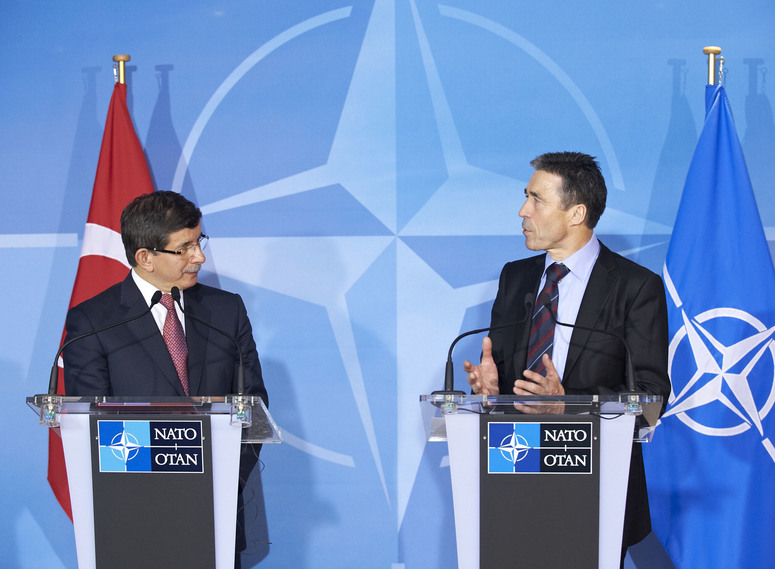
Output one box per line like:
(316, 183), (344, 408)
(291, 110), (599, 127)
(645, 85), (775, 568)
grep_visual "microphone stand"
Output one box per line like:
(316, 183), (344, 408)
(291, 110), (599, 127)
(41, 292), (163, 427)
(540, 296), (639, 394)
(170, 287), (250, 424)
(434, 293), (535, 398)
(48, 291), (163, 395)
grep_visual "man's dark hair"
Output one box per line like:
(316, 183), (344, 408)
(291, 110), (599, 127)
(530, 151), (607, 228)
(120, 191), (202, 266)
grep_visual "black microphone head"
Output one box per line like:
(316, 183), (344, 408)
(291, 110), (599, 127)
(520, 292), (536, 322)
(170, 287), (181, 303)
(538, 292), (558, 323)
(150, 290), (163, 306)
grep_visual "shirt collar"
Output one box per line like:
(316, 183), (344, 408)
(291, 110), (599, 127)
(131, 269), (184, 308)
(543, 234), (600, 282)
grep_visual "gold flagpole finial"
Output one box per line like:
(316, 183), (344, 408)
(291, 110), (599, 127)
(703, 46), (722, 86)
(112, 54), (131, 85)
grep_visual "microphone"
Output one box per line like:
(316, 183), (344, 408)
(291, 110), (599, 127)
(435, 293), (535, 394)
(538, 294), (637, 393)
(170, 287), (245, 396)
(49, 291), (163, 395)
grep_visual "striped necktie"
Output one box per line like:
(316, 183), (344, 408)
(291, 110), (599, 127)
(526, 263), (570, 374)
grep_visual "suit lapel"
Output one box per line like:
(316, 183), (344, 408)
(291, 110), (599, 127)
(182, 285), (210, 396)
(120, 274), (187, 396)
(563, 244), (617, 380)
(511, 255), (546, 380)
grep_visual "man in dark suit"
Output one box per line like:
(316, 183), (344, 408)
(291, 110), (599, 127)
(464, 152), (670, 562)
(63, 190), (267, 565)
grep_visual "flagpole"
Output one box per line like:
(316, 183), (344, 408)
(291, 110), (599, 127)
(113, 54), (130, 85)
(703, 46), (722, 85)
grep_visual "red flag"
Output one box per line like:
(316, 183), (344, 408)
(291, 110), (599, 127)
(47, 82), (154, 518)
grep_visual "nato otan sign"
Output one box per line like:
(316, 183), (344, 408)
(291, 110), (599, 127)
(97, 420), (205, 473)
(487, 422), (594, 474)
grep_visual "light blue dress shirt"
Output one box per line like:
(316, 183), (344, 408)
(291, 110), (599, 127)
(537, 234), (600, 380)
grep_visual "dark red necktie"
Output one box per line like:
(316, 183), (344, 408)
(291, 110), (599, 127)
(526, 263), (570, 374)
(160, 293), (189, 395)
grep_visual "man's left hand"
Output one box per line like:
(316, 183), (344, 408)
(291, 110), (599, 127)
(513, 354), (565, 414)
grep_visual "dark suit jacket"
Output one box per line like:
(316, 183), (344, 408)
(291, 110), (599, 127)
(63, 272), (267, 553)
(63, 272), (267, 405)
(489, 243), (670, 548)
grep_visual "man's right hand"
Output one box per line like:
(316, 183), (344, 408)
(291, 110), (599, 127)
(463, 336), (500, 395)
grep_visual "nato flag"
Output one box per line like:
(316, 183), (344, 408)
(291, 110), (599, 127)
(645, 84), (775, 568)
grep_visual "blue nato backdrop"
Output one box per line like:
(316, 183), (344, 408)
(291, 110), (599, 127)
(3, 1), (775, 568)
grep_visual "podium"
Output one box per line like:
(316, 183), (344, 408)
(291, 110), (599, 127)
(27, 394), (281, 569)
(420, 393), (662, 569)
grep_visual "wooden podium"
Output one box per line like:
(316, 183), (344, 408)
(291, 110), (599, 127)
(420, 393), (662, 569)
(28, 394), (281, 569)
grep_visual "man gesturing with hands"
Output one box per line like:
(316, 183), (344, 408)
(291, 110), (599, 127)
(462, 152), (670, 562)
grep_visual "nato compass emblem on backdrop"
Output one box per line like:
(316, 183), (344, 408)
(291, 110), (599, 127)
(168, 0), (632, 527)
(488, 422), (593, 474)
(662, 268), (775, 463)
(97, 420), (205, 473)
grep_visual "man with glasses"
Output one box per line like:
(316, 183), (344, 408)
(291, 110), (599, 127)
(63, 191), (267, 564)
(63, 190), (267, 403)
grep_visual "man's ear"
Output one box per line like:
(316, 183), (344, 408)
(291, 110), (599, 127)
(569, 203), (587, 227)
(134, 248), (155, 272)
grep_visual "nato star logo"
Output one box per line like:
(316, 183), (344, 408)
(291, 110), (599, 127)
(497, 432), (531, 464)
(108, 430), (142, 464)
(166, 0), (661, 526)
(663, 267), (775, 463)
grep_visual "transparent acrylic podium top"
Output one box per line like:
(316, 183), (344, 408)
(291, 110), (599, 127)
(420, 392), (664, 443)
(26, 394), (282, 444)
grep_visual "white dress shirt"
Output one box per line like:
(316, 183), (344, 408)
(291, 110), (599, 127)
(131, 269), (187, 336)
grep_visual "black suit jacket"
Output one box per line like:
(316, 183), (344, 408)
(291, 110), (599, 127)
(489, 242), (670, 547)
(63, 272), (267, 405)
(63, 272), (267, 553)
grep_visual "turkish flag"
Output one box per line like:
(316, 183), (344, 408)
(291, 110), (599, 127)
(48, 82), (154, 519)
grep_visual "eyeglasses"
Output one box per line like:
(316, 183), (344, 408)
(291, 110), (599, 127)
(148, 234), (209, 258)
